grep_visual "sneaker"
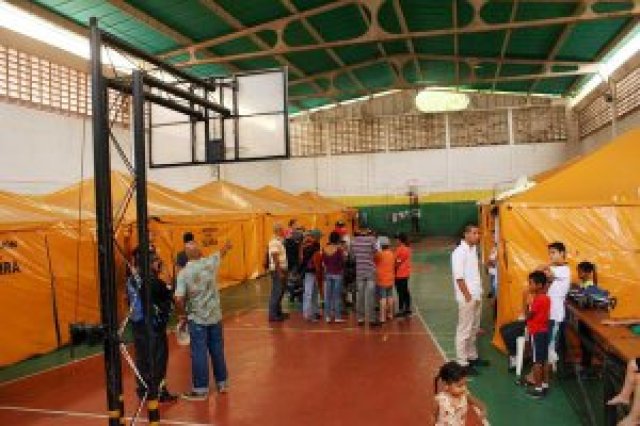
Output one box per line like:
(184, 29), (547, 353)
(269, 316), (285, 322)
(181, 391), (208, 401)
(470, 358), (490, 367)
(527, 387), (546, 399)
(217, 382), (229, 394)
(334, 318), (346, 323)
(159, 389), (178, 403)
(508, 356), (517, 372)
(357, 320), (365, 326)
(369, 321), (382, 328)
(394, 312), (405, 318)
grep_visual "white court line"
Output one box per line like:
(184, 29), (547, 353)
(415, 308), (448, 361)
(0, 406), (213, 426)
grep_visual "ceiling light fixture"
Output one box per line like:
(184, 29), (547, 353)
(415, 89), (470, 113)
(0, 0), (136, 71)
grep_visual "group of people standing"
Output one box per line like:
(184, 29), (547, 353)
(267, 220), (413, 327)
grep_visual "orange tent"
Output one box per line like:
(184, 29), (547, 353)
(0, 191), (100, 366)
(41, 172), (258, 285)
(298, 191), (356, 236)
(189, 180), (295, 277)
(493, 128), (640, 349)
(256, 185), (340, 237)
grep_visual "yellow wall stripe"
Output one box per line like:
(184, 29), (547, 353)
(331, 189), (494, 207)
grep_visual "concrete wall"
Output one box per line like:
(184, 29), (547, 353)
(0, 101), (569, 196)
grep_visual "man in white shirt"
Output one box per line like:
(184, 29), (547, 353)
(451, 224), (489, 374)
(268, 223), (289, 322)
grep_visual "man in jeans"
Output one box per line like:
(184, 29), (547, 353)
(127, 247), (177, 403)
(175, 240), (232, 400)
(451, 224), (490, 375)
(268, 223), (289, 322)
(352, 228), (380, 327)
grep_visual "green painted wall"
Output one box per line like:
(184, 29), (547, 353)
(358, 201), (478, 237)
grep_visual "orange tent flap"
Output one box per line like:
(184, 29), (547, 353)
(190, 181), (291, 214)
(508, 128), (640, 206)
(298, 192), (347, 212)
(41, 172), (250, 223)
(0, 190), (82, 229)
(255, 186), (319, 214)
(0, 231), (59, 366)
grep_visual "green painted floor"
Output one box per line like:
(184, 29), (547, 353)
(411, 241), (587, 426)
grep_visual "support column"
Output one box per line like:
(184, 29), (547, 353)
(132, 70), (160, 424)
(89, 17), (124, 426)
(508, 108), (515, 180)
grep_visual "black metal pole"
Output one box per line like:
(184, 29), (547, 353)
(144, 74), (229, 116)
(107, 78), (205, 120)
(132, 70), (160, 424)
(89, 17), (124, 426)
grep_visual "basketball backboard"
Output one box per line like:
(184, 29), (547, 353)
(148, 67), (289, 168)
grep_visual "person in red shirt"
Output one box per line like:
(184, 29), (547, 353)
(394, 233), (412, 317)
(375, 236), (395, 324)
(525, 270), (551, 399)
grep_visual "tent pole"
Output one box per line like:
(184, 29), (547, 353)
(90, 17), (124, 426)
(44, 235), (62, 347)
(133, 70), (160, 423)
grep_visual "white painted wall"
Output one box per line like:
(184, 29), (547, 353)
(0, 102), (220, 194)
(219, 142), (569, 196)
(0, 101), (570, 196)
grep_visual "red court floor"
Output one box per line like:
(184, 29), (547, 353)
(0, 309), (444, 425)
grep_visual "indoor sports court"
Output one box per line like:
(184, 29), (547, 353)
(1, 1), (640, 425)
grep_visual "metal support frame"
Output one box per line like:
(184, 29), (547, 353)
(132, 70), (159, 423)
(89, 17), (233, 425)
(89, 17), (124, 426)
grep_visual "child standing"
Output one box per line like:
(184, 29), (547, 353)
(543, 242), (571, 371)
(525, 271), (551, 399)
(434, 361), (488, 426)
(394, 232), (412, 317)
(375, 236), (395, 324)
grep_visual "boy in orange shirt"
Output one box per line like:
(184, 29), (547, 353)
(375, 236), (395, 324)
(394, 233), (412, 317)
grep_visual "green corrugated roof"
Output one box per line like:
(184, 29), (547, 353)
(29, 0), (639, 110)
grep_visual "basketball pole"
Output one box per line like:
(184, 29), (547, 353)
(133, 70), (160, 424)
(89, 17), (125, 426)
